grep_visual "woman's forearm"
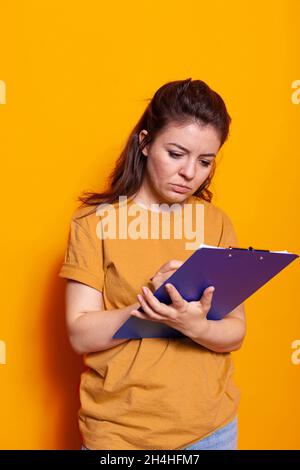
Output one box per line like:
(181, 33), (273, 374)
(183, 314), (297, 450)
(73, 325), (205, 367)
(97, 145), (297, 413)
(187, 316), (247, 353)
(69, 301), (140, 355)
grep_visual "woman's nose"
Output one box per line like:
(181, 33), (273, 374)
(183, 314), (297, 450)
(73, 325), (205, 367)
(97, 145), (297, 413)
(178, 161), (197, 179)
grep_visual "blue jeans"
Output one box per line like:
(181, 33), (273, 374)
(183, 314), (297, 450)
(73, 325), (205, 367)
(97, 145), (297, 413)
(81, 415), (238, 451)
(183, 416), (238, 450)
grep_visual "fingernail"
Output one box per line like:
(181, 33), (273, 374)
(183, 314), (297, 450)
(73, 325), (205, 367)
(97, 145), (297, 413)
(142, 286), (148, 294)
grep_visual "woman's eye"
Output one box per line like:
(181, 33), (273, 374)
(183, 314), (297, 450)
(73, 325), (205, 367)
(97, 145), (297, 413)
(168, 151), (212, 168)
(168, 151), (182, 158)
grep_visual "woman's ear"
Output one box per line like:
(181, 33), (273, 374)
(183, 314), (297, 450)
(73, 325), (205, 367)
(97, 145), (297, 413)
(138, 129), (149, 157)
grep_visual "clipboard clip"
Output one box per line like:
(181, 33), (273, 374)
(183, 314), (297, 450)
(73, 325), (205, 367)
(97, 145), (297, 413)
(228, 246), (270, 253)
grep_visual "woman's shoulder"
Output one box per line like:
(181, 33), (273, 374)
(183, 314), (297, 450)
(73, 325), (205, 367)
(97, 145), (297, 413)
(71, 204), (97, 222)
(191, 195), (238, 246)
(69, 204), (104, 242)
(190, 195), (229, 221)
(70, 199), (124, 239)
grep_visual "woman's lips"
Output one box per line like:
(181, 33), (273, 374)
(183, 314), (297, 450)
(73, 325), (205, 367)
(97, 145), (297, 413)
(170, 184), (190, 193)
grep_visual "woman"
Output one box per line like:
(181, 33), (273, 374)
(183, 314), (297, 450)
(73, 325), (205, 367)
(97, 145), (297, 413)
(58, 78), (246, 450)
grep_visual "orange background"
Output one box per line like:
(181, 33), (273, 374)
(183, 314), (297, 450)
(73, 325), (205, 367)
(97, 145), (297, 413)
(0, 0), (299, 449)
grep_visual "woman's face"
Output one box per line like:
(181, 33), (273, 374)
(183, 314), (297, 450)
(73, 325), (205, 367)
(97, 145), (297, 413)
(137, 121), (221, 205)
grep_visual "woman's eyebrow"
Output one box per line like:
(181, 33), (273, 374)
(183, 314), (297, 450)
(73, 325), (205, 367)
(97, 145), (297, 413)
(166, 142), (216, 157)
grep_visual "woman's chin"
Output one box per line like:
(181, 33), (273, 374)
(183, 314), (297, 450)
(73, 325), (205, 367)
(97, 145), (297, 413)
(161, 189), (190, 204)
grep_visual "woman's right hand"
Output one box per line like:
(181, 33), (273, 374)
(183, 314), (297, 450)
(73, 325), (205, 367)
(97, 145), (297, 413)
(150, 259), (184, 291)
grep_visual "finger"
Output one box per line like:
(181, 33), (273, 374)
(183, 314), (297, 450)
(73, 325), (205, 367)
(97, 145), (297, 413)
(140, 287), (169, 316)
(131, 307), (162, 323)
(165, 283), (186, 310)
(159, 259), (183, 273)
(136, 293), (165, 321)
(151, 260), (184, 282)
(130, 308), (149, 320)
(150, 271), (162, 281)
(200, 286), (215, 309)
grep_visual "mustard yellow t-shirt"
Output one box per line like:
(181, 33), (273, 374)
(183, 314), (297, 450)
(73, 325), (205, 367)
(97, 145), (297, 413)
(58, 194), (241, 450)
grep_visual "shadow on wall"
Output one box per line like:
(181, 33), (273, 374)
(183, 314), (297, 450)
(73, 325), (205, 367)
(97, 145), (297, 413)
(42, 260), (85, 450)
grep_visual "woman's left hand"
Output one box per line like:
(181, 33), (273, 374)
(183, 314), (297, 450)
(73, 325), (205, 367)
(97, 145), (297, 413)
(130, 283), (215, 337)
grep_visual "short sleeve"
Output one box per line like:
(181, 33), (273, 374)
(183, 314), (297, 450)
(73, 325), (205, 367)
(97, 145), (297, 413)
(58, 212), (105, 292)
(218, 210), (239, 248)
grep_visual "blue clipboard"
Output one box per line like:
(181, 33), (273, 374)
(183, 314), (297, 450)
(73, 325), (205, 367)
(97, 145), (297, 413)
(113, 244), (299, 339)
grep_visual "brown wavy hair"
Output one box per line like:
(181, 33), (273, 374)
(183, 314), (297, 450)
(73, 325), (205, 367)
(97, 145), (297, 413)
(77, 78), (231, 216)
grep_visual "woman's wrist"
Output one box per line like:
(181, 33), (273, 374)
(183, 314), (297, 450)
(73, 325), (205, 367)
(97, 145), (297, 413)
(184, 316), (211, 342)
